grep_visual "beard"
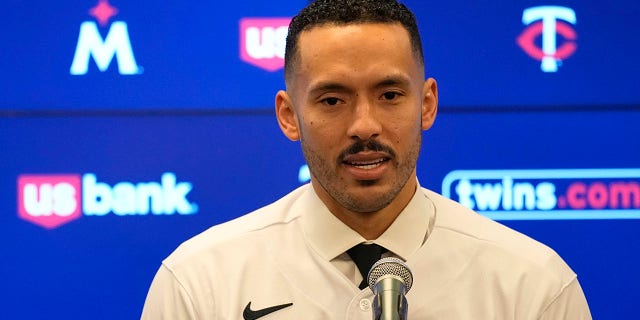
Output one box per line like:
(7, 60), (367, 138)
(300, 133), (421, 213)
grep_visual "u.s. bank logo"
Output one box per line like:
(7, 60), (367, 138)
(240, 18), (291, 72)
(18, 172), (198, 229)
(70, 0), (142, 75)
(517, 6), (577, 73)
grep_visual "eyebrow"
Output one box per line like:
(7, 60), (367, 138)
(374, 75), (411, 89)
(308, 81), (352, 96)
(308, 75), (411, 96)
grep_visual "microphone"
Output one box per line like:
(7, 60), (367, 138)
(367, 257), (413, 320)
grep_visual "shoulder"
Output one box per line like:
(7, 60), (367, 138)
(422, 188), (575, 278)
(143, 185), (313, 319)
(417, 188), (590, 318)
(162, 185), (308, 270)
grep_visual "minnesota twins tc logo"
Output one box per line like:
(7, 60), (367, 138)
(516, 6), (577, 73)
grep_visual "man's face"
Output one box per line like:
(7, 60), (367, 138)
(277, 23), (437, 215)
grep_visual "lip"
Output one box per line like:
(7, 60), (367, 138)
(341, 152), (391, 181)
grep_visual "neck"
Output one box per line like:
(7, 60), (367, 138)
(314, 179), (417, 240)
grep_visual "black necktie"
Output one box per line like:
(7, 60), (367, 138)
(347, 243), (387, 290)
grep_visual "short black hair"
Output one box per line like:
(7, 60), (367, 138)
(284, 0), (424, 82)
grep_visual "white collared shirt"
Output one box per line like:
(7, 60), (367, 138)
(142, 184), (591, 319)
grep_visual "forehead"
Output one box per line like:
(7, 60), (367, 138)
(291, 22), (422, 89)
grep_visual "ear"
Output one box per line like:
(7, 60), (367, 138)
(275, 90), (300, 141)
(421, 78), (438, 131)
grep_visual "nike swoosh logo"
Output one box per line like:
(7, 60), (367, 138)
(243, 301), (293, 320)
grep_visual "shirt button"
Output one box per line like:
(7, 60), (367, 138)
(359, 298), (371, 311)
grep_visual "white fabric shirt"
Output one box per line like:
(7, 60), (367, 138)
(309, 180), (433, 287)
(141, 184), (591, 319)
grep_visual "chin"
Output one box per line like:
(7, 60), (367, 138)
(345, 200), (392, 214)
(344, 189), (396, 213)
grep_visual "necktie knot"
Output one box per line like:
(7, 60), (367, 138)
(347, 243), (387, 289)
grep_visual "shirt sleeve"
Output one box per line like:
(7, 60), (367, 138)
(539, 277), (592, 320)
(140, 264), (200, 320)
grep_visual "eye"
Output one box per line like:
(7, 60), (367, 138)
(321, 97), (341, 106)
(381, 91), (400, 100)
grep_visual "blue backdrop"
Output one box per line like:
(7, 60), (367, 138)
(1, 0), (639, 318)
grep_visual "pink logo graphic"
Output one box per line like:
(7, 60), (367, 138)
(90, 0), (118, 26)
(517, 6), (577, 72)
(240, 18), (291, 71)
(18, 175), (82, 229)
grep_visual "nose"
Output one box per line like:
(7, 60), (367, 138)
(346, 98), (382, 140)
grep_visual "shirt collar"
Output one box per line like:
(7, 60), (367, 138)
(300, 181), (435, 262)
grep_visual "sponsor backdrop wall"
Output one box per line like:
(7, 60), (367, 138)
(1, 0), (639, 318)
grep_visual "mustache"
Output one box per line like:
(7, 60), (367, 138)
(339, 139), (396, 160)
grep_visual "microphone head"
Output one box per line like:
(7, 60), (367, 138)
(367, 257), (413, 293)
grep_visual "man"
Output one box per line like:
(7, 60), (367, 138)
(142, 0), (591, 318)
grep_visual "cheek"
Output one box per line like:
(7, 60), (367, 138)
(300, 118), (335, 146)
(302, 115), (333, 134)
(388, 115), (419, 137)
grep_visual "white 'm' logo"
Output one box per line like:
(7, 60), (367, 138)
(70, 0), (141, 75)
